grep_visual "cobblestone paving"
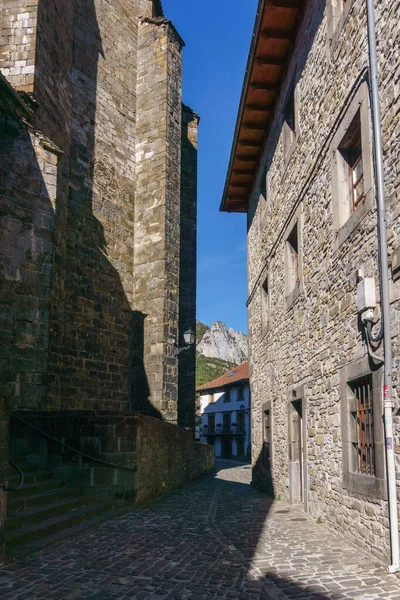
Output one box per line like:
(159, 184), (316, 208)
(1, 461), (400, 599)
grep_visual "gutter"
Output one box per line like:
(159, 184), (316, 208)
(365, 0), (399, 573)
(219, 0), (266, 212)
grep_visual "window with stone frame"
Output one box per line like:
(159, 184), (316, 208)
(259, 175), (267, 222)
(262, 401), (273, 468)
(331, 82), (373, 247)
(340, 359), (386, 499)
(327, 0), (353, 49)
(283, 88), (297, 164)
(338, 110), (364, 214)
(349, 375), (374, 476)
(261, 274), (270, 334)
(286, 223), (300, 296)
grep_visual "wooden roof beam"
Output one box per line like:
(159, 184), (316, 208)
(250, 81), (278, 91)
(246, 103), (273, 113)
(233, 169), (254, 175)
(260, 28), (291, 40)
(255, 56), (287, 66)
(270, 0), (301, 8)
(238, 140), (262, 148)
(242, 122), (267, 130)
(236, 155), (257, 162)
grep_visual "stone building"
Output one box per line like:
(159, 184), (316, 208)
(0, 0), (212, 555)
(221, 0), (400, 561)
(197, 362), (251, 460)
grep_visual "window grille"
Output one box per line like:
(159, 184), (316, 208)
(350, 375), (374, 476)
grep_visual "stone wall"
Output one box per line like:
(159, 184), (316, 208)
(0, 0), (37, 92)
(247, 0), (400, 561)
(0, 0), (197, 419)
(9, 410), (214, 504)
(134, 16), (184, 421)
(134, 413), (214, 503)
(0, 0), (198, 551)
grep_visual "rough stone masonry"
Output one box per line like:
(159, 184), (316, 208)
(0, 0), (203, 553)
(221, 0), (400, 564)
(245, 0), (400, 563)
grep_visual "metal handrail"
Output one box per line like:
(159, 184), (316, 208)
(10, 413), (137, 473)
(3, 460), (24, 491)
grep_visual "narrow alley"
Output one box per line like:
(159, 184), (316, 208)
(1, 462), (400, 600)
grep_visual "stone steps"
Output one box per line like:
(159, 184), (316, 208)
(7, 470), (54, 485)
(5, 461), (126, 558)
(8, 486), (80, 512)
(7, 478), (65, 498)
(7, 494), (99, 531)
(17, 507), (130, 557)
(7, 500), (115, 549)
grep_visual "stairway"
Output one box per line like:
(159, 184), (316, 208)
(5, 461), (127, 558)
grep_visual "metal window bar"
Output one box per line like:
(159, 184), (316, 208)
(351, 154), (364, 209)
(352, 376), (374, 475)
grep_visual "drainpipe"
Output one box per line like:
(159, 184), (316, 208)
(366, 0), (399, 573)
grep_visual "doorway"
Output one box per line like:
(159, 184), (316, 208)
(221, 437), (232, 458)
(289, 399), (304, 504)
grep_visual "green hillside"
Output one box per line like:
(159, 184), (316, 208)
(196, 353), (236, 389)
(196, 320), (209, 343)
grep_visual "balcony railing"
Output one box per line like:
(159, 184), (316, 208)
(202, 426), (245, 437)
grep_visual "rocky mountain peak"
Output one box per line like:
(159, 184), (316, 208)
(196, 321), (248, 365)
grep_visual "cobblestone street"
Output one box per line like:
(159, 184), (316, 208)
(1, 461), (400, 599)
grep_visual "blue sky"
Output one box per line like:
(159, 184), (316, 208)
(163, 0), (258, 334)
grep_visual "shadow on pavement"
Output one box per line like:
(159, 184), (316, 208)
(213, 457), (334, 600)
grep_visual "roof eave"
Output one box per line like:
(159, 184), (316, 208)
(220, 0), (266, 214)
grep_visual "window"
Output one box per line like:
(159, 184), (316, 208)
(283, 87), (298, 167)
(259, 175), (267, 221)
(237, 386), (244, 401)
(284, 90), (295, 144)
(222, 412), (231, 432)
(223, 389), (231, 403)
(237, 410), (245, 432)
(264, 408), (271, 448)
(349, 375), (374, 476)
(331, 82), (373, 247)
(339, 110), (364, 213)
(327, 0), (353, 50)
(286, 223), (299, 294)
(261, 274), (270, 334)
(340, 358), (385, 499)
(208, 414), (215, 434)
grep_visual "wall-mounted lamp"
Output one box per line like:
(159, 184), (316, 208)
(174, 328), (196, 355)
(240, 404), (250, 414)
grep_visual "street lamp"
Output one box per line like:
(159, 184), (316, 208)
(174, 328), (196, 355)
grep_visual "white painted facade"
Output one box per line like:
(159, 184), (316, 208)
(198, 384), (251, 460)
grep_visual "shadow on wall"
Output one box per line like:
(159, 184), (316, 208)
(30, 0), (161, 418)
(178, 110), (197, 429)
(0, 98), (54, 411)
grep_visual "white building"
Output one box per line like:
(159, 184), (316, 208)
(196, 362), (251, 460)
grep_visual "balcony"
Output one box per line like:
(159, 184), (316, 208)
(202, 426), (245, 437)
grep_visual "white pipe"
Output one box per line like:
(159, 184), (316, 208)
(366, 0), (399, 573)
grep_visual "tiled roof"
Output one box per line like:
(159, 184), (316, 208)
(196, 362), (249, 392)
